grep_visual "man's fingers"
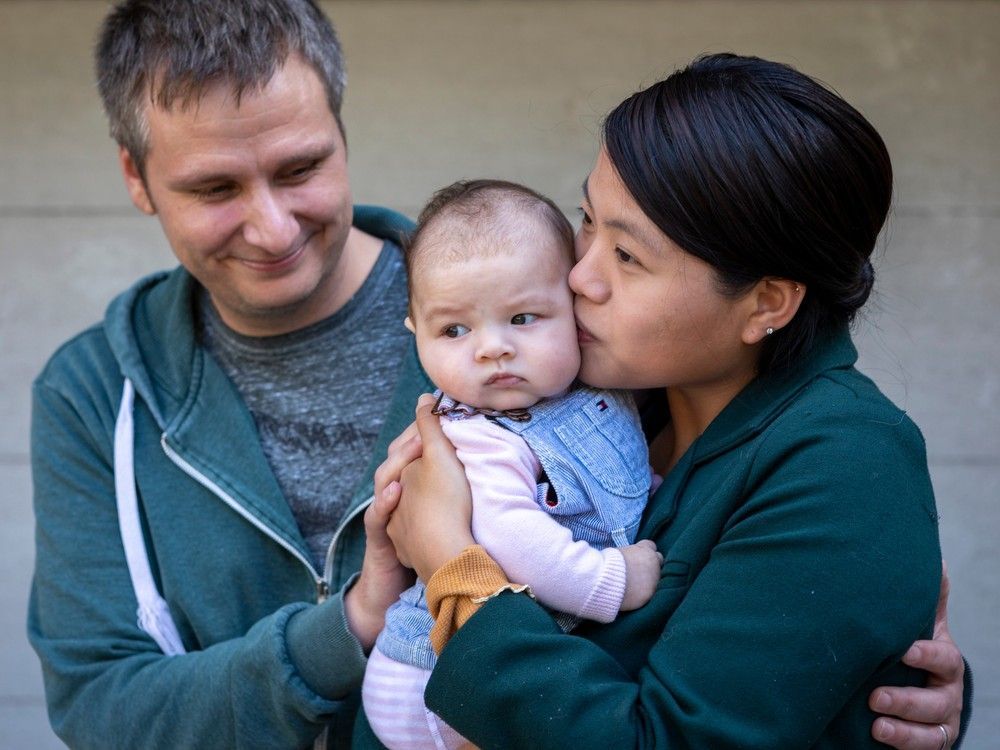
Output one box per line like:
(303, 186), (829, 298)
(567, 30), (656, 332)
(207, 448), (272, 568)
(933, 561), (951, 639)
(901, 639), (963, 682)
(871, 716), (955, 750)
(869, 685), (956, 726)
(373, 433), (423, 496)
(368, 481), (401, 526)
(386, 420), (420, 455)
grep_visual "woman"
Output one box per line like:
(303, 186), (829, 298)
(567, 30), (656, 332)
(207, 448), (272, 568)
(361, 54), (969, 748)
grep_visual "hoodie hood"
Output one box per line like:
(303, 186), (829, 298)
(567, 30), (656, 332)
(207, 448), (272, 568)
(102, 204), (418, 433)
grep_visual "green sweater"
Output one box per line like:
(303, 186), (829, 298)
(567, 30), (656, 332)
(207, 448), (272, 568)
(28, 206), (431, 749)
(422, 328), (943, 749)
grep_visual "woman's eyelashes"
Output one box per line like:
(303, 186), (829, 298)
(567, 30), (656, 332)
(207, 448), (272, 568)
(615, 247), (639, 266)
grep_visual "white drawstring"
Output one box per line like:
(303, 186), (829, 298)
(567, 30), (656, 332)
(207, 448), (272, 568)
(114, 378), (186, 656)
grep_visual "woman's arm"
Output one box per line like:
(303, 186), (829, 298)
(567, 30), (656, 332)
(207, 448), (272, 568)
(869, 566), (969, 749)
(384, 396), (968, 749)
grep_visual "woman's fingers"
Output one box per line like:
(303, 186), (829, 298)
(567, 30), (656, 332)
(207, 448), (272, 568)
(413, 393), (453, 458)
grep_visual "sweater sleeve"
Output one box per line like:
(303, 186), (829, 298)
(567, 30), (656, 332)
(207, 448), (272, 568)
(442, 417), (627, 623)
(27, 377), (360, 750)
(425, 406), (942, 748)
(424, 544), (516, 653)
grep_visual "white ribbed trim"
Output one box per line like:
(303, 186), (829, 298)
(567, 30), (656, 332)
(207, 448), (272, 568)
(114, 378), (186, 656)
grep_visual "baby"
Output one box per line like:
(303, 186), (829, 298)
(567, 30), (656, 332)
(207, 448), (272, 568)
(362, 179), (661, 750)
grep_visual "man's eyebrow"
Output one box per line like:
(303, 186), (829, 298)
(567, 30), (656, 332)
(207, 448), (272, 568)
(171, 142), (335, 187)
(274, 142), (336, 171)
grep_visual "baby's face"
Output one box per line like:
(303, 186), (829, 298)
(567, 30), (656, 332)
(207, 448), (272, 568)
(408, 242), (581, 411)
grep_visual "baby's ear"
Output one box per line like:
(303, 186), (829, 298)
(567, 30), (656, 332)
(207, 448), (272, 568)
(404, 316), (416, 334)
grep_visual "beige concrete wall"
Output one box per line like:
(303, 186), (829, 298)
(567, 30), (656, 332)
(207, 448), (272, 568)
(2, 1), (997, 746)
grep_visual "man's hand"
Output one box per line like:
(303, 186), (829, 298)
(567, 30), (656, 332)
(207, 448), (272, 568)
(386, 394), (475, 582)
(619, 539), (663, 611)
(344, 479), (415, 652)
(870, 563), (965, 749)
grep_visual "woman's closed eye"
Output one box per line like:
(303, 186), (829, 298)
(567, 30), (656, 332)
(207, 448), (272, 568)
(615, 247), (640, 266)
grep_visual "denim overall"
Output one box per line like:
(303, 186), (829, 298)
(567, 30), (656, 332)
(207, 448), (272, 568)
(375, 386), (651, 670)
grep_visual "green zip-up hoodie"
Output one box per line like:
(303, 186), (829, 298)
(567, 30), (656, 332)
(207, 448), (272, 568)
(28, 206), (431, 750)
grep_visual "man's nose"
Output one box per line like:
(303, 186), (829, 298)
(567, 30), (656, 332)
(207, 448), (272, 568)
(242, 188), (298, 253)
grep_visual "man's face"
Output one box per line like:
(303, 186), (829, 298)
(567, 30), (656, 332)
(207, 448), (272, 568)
(120, 55), (354, 336)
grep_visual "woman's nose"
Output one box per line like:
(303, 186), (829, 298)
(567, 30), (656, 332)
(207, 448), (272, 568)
(569, 247), (610, 303)
(242, 188), (299, 254)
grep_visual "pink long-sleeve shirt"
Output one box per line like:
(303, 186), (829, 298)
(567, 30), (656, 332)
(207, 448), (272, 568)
(442, 414), (627, 623)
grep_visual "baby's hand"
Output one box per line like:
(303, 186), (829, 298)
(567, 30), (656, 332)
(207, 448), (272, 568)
(619, 539), (663, 611)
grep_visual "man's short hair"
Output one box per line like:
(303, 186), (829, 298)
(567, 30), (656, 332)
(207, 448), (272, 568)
(96, 0), (346, 174)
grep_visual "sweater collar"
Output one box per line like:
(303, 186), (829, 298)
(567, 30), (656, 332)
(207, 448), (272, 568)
(641, 326), (858, 536)
(692, 325), (858, 464)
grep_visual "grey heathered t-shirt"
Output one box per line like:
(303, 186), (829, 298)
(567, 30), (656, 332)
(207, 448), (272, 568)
(198, 242), (411, 571)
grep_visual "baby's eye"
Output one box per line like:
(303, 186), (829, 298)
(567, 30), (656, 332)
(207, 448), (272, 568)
(443, 324), (470, 338)
(511, 313), (538, 325)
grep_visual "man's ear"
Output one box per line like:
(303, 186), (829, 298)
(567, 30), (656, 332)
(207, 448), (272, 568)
(118, 146), (156, 215)
(404, 315), (416, 334)
(741, 278), (806, 344)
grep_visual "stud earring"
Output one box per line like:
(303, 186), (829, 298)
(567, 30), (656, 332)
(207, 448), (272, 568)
(765, 327), (775, 336)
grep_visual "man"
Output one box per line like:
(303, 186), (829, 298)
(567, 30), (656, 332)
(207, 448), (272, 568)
(27, 1), (968, 748)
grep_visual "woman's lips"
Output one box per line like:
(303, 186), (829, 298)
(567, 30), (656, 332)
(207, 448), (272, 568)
(576, 321), (597, 344)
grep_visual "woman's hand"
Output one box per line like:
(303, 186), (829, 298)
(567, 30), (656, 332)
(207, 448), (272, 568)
(869, 564), (965, 749)
(386, 394), (476, 582)
(344, 482), (415, 652)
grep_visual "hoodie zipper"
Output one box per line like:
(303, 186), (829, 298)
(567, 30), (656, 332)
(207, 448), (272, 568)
(320, 496), (373, 603)
(160, 435), (375, 605)
(160, 435), (323, 592)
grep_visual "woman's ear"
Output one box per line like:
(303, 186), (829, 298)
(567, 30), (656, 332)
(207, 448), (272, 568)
(741, 278), (805, 344)
(118, 146), (156, 215)
(404, 315), (416, 334)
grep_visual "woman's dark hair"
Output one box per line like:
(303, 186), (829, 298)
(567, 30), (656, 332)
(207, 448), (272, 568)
(603, 53), (892, 375)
